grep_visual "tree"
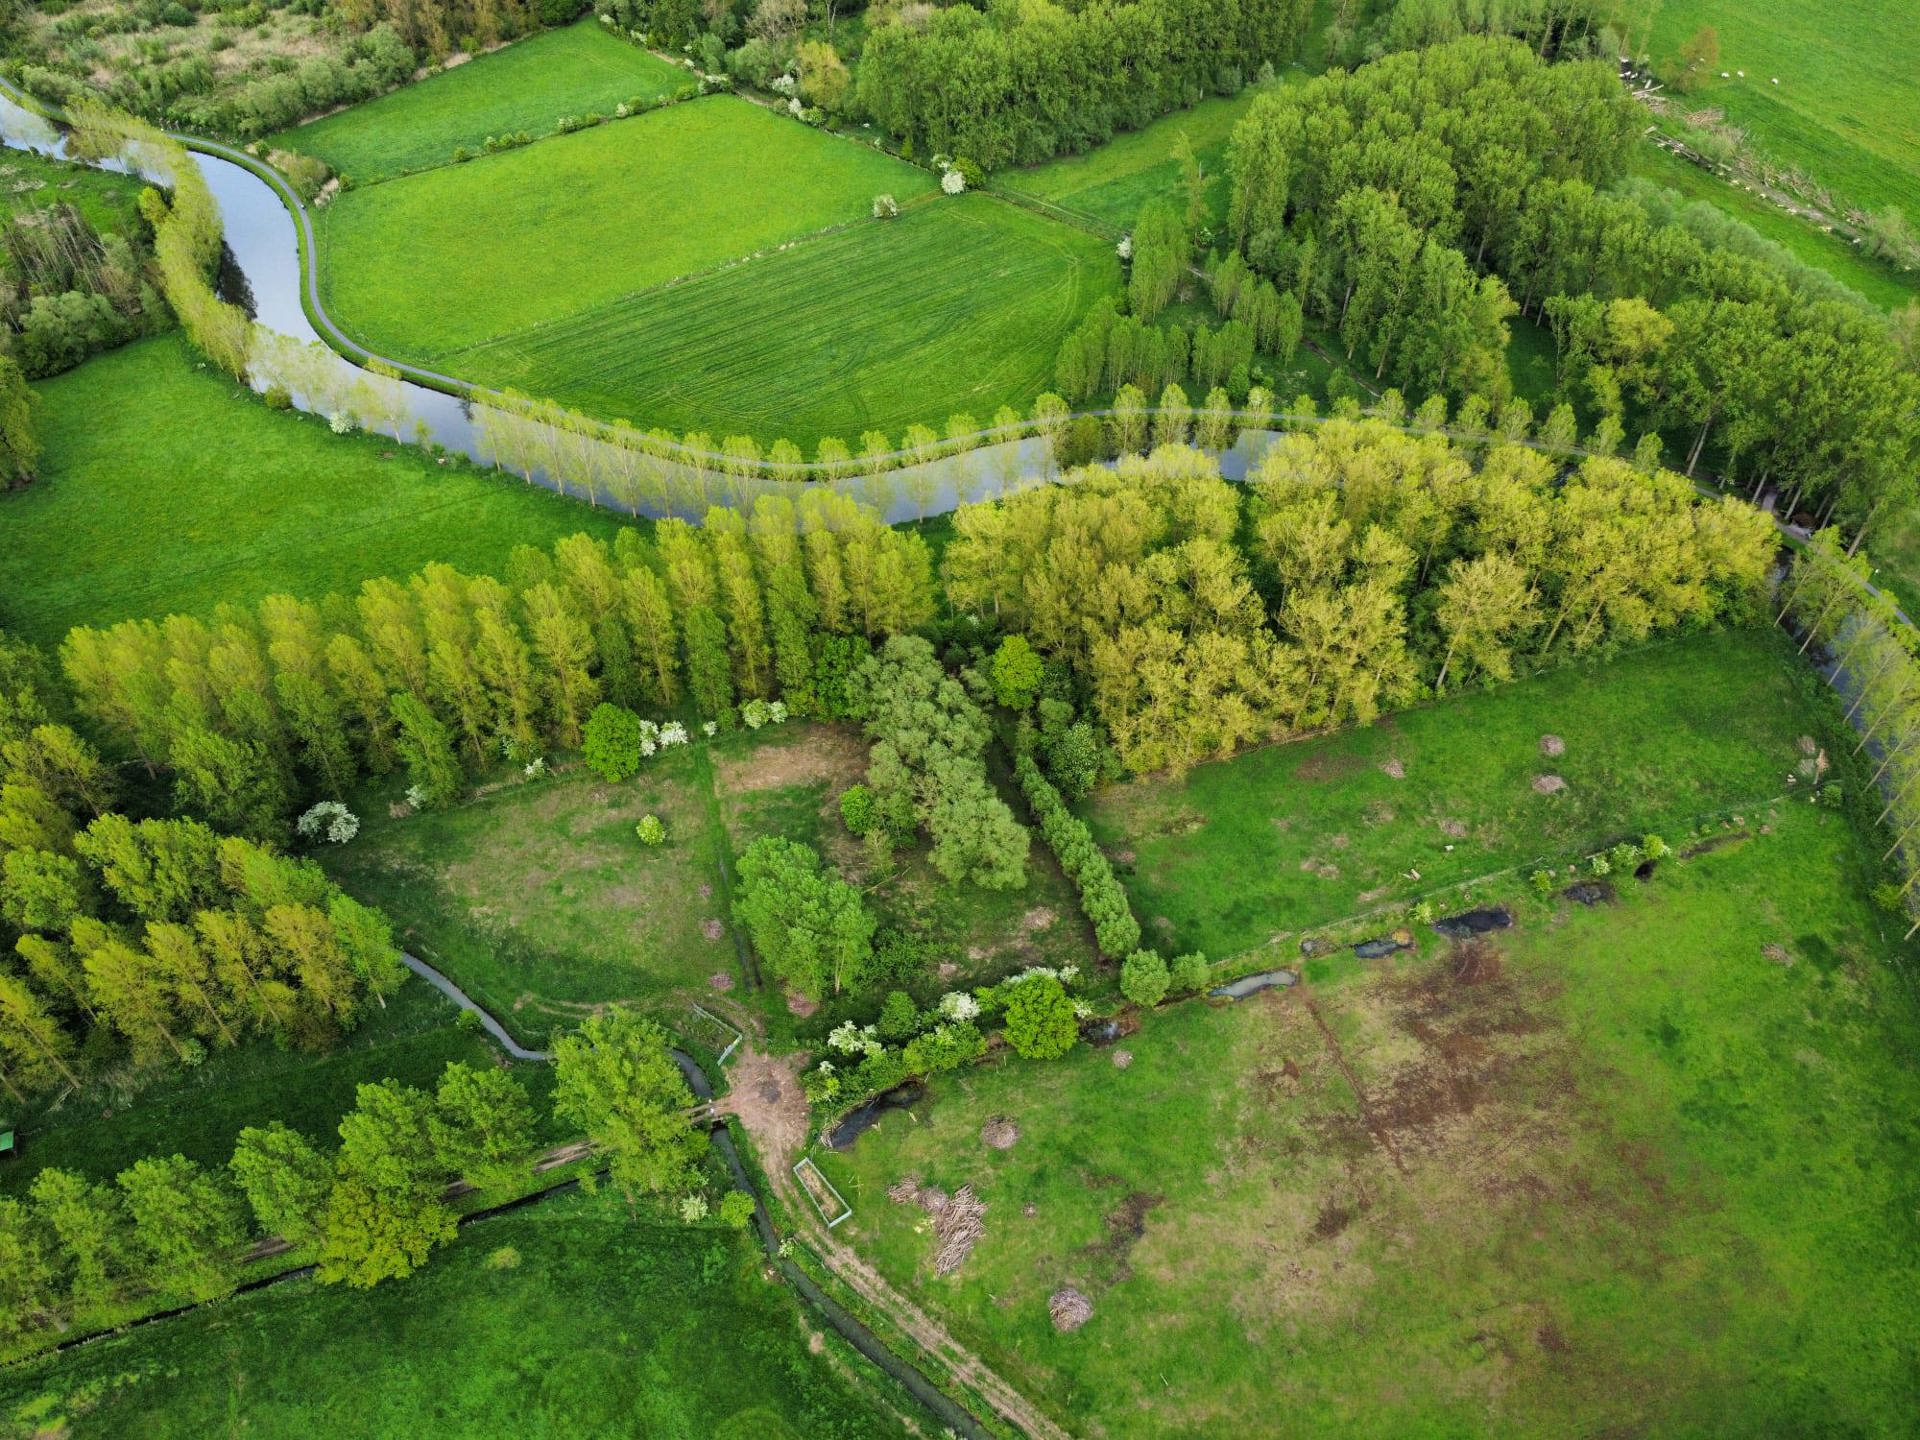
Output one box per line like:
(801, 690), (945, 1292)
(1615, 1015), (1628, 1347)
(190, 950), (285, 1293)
(118, 1153), (249, 1296)
(989, 635), (1043, 711)
(1169, 951), (1210, 993)
(390, 692), (462, 809)
(717, 1189), (756, 1230)
(30, 1167), (126, 1310)
(318, 1079), (457, 1288)
(732, 837), (875, 999)
(552, 1009), (707, 1199)
(1434, 553), (1536, 691)
(0, 1198), (60, 1341)
(0, 355), (40, 488)
(581, 702), (644, 783)
(424, 1062), (533, 1197)
(1120, 949), (1170, 1007)
(1002, 974), (1077, 1060)
(229, 1122), (333, 1246)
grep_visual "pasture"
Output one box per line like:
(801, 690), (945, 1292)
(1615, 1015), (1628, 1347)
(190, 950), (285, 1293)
(1649, 0), (1920, 226)
(320, 748), (734, 1045)
(452, 194), (1119, 446)
(268, 20), (691, 185)
(0, 335), (633, 647)
(0, 148), (146, 238)
(1086, 629), (1812, 963)
(316, 97), (936, 362)
(0, 1192), (905, 1439)
(816, 799), (1920, 1438)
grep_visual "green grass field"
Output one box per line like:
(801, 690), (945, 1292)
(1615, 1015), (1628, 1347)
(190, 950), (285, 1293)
(451, 193), (1118, 446)
(0, 335), (634, 647)
(0, 980), (554, 1199)
(998, 91), (1259, 234)
(321, 750), (735, 1046)
(317, 97), (935, 362)
(816, 797), (1920, 1437)
(0, 1192), (906, 1439)
(1649, 0), (1920, 226)
(1087, 629), (1809, 963)
(268, 21), (691, 185)
(1628, 146), (1920, 311)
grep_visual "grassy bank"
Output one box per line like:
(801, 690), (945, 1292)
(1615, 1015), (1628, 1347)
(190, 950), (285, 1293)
(269, 21), (691, 185)
(0, 335), (633, 646)
(0, 1191), (909, 1438)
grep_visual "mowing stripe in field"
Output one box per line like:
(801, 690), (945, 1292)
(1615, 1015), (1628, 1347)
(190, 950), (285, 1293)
(445, 194), (1121, 446)
(315, 95), (938, 360)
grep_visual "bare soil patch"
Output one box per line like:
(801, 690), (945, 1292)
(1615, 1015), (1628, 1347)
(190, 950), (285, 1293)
(716, 1044), (809, 1170)
(1532, 774), (1568, 796)
(981, 1116), (1020, 1150)
(1539, 734), (1566, 757)
(1295, 749), (1368, 782)
(1380, 757), (1406, 779)
(1049, 1286), (1094, 1332)
(711, 723), (868, 795)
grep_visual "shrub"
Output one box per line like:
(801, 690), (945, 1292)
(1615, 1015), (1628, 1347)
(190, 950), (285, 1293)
(679, 1193), (709, 1223)
(1120, 949), (1170, 1007)
(262, 383), (292, 410)
(718, 1190), (756, 1230)
(989, 634), (1043, 711)
(582, 702), (644, 781)
(876, 988), (919, 1041)
(872, 192), (899, 220)
(1642, 834), (1671, 860)
(839, 783), (876, 836)
(486, 1245), (521, 1270)
(1169, 951), (1209, 994)
(295, 800), (359, 844)
(635, 814), (666, 846)
(1529, 868), (1556, 894)
(1609, 841), (1643, 873)
(941, 167), (966, 196)
(1002, 974), (1077, 1060)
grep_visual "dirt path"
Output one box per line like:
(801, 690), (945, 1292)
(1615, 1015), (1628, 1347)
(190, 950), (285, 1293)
(720, 1040), (1074, 1440)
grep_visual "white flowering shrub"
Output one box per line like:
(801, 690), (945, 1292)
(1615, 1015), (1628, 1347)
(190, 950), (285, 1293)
(679, 1194), (709, 1223)
(768, 701), (788, 724)
(615, 102), (630, 117)
(329, 412), (355, 434)
(941, 168), (966, 195)
(1116, 234), (1133, 261)
(742, 698), (790, 730)
(660, 722), (690, 747)
(702, 720), (719, 738)
(296, 801), (360, 844)
(872, 193), (899, 219)
(637, 719), (661, 757)
(826, 1021), (884, 1058)
(523, 757), (546, 779)
(770, 73), (796, 94)
(938, 990), (981, 1022)
(404, 784), (427, 809)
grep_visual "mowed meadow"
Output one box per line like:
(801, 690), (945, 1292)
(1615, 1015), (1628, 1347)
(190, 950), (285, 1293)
(316, 97), (938, 359)
(268, 19), (693, 184)
(454, 194), (1118, 444)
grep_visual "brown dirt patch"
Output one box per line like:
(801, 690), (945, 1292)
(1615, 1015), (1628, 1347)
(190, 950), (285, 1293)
(1762, 943), (1795, 967)
(716, 1044), (809, 1170)
(702, 918), (726, 941)
(1531, 774), (1567, 796)
(1021, 907), (1057, 932)
(981, 1116), (1020, 1150)
(785, 990), (819, 1017)
(1077, 1191), (1163, 1286)
(1439, 818), (1468, 838)
(1299, 857), (1341, 880)
(1379, 757), (1406, 779)
(708, 971), (735, 991)
(890, 1178), (988, 1275)
(711, 723), (868, 796)
(1111, 1049), (1134, 1069)
(1294, 749), (1368, 782)
(1539, 734), (1566, 757)
(1680, 831), (1749, 859)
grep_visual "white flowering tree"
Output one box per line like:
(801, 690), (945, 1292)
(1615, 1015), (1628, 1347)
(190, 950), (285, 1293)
(941, 168), (966, 196)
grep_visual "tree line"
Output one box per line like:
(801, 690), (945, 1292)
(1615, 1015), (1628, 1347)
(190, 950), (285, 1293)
(942, 425), (1777, 778)
(58, 495), (936, 837)
(1224, 36), (1920, 535)
(854, 0), (1315, 171)
(0, 1007), (721, 1353)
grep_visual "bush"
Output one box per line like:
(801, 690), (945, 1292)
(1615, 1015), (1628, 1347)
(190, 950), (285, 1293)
(839, 783), (876, 836)
(872, 192), (900, 220)
(1120, 949), (1170, 1007)
(876, 988), (919, 1041)
(718, 1190), (756, 1230)
(635, 814), (666, 846)
(1169, 951), (1209, 994)
(989, 634), (1043, 711)
(1002, 974), (1077, 1060)
(582, 702), (644, 781)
